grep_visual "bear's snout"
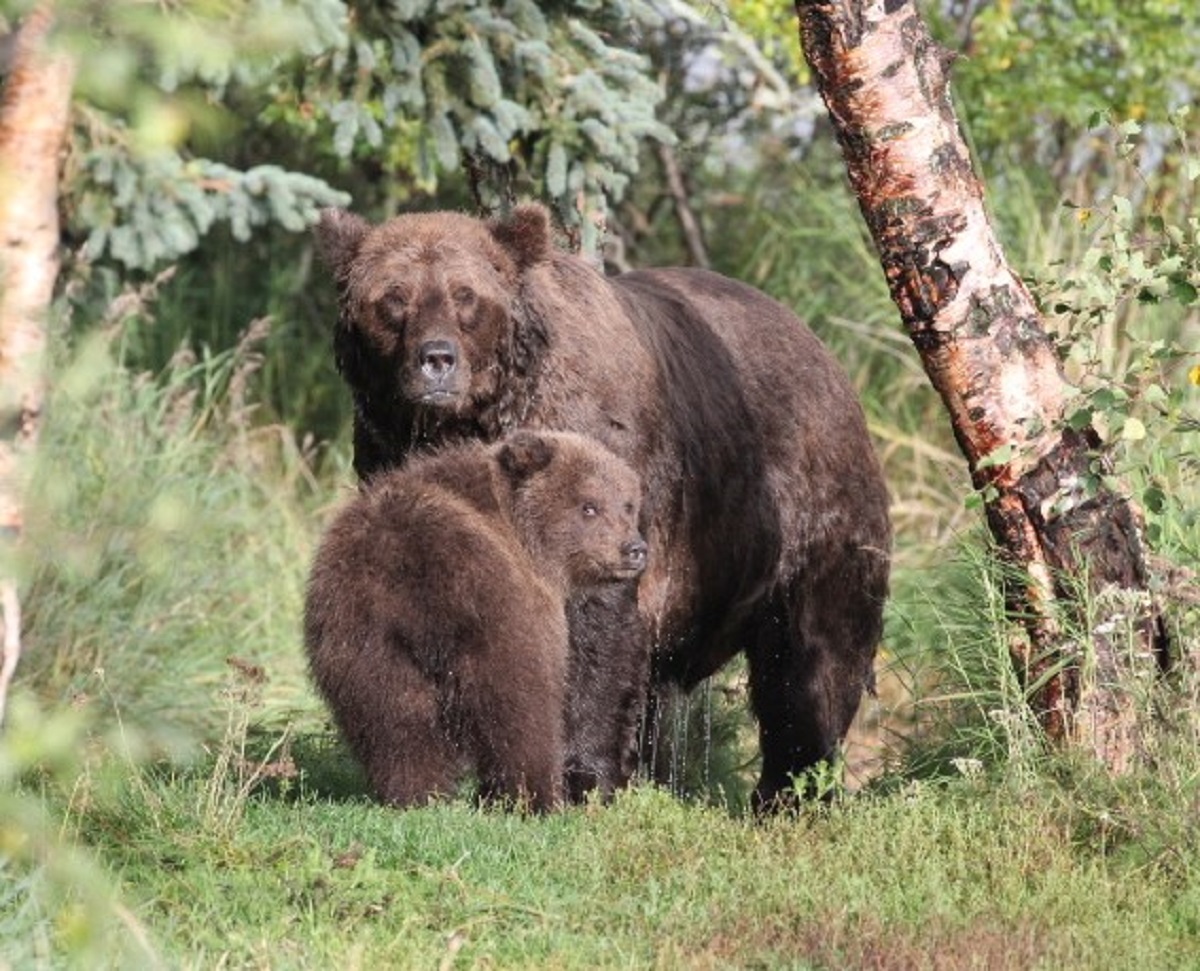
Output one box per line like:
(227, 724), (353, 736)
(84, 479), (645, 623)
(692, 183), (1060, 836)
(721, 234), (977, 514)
(418, 339), (458, 382)
(620, 537), (648, 574)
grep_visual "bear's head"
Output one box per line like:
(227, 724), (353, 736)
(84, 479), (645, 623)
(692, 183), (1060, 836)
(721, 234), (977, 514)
(316, 205), (552, 421)
(495, 431), (647, 589)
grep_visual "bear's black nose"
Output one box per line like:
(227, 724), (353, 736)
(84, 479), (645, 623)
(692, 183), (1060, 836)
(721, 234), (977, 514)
(419, 340), (457, 380)
(621, 538), (648, 572)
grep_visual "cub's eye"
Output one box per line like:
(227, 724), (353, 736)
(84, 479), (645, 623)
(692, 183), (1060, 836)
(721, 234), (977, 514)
(581, 502), (598, 518)
(624, 501), (635, 515)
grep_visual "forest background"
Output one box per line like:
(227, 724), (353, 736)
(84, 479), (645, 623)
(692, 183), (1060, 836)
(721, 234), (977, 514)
(3, 1), (1199, 967)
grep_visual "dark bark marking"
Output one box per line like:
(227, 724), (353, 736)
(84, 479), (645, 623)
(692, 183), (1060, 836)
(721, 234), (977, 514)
(841, 1), (867, 49)
(929, 142), (973, 184)
(839, 121), (871, 162)
(966, 285), (1017, 337)
(873, 204), (965, 327)
(877, 121), (914, 141)
(910, 325), (950, 353)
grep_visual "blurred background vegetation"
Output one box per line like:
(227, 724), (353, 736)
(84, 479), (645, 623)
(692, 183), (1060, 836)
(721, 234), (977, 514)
(2, 0), (1199, 964)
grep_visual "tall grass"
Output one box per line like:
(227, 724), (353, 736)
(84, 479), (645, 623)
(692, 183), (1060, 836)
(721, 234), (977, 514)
(19, 315), (338, 744)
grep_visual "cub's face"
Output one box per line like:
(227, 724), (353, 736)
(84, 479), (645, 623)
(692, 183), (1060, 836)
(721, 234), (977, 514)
(498, 433), (648, 588)
(317, 207), (551, 419)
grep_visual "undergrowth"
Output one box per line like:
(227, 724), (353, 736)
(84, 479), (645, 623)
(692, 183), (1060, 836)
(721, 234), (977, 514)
(18, 322), (335, 745)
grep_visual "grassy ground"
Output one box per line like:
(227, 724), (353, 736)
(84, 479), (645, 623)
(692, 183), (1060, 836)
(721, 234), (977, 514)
(9, 699), (1200, 969)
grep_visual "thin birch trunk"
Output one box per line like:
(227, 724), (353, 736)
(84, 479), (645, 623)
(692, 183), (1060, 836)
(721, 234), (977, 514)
(0, 3), (75, 722)
(794, 0), (1168, 771)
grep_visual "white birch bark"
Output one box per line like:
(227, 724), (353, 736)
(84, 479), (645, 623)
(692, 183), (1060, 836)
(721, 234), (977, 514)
(0, 3), (75, 722)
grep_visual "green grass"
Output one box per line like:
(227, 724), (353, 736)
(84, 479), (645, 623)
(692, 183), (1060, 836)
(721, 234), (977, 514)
(11, 717), (1200, 969)
(17, 327), (337, 747)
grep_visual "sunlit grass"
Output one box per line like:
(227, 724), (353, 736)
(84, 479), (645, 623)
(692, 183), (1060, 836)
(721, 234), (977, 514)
(18, 327), (333, 748)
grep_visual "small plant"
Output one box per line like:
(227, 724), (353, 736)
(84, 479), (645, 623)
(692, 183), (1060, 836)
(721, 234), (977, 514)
(0, 693), (159, 968)
(1030, 110), (1199, 554)
(199, 658), (297, 840)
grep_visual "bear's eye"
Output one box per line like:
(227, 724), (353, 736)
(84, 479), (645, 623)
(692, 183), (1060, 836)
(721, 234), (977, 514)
(624, 501), (635, 515)
(378, 289), (409, 325)
(581, 501), (598, 518)
(451, 285), (476, 307)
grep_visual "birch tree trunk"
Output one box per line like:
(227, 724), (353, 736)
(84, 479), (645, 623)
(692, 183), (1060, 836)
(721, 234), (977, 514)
(794, 0), (1168, 771)
(0, 4), (75, 723)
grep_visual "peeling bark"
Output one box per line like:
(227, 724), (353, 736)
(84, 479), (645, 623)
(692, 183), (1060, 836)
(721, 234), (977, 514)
(0, 3), (75, 722)
(795, 0), (1167, 770)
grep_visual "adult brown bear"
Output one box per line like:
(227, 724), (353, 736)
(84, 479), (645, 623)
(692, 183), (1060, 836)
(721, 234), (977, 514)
(316, 203), (892, 808)
(305, 431), (648, 811)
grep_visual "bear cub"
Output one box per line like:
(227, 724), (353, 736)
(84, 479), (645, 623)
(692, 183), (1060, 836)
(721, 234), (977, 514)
(304, 430), (647, 811)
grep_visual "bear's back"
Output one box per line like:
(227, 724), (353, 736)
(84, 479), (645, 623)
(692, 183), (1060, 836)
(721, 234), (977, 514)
(307, 453), (560, 678)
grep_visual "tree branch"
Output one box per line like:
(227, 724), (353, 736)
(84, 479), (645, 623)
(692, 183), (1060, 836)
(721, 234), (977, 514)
(656, 142), (710, 269)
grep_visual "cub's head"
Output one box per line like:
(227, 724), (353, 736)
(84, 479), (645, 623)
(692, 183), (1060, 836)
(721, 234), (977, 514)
(495, 431), (647, 589)
(316, 205), (552, 417)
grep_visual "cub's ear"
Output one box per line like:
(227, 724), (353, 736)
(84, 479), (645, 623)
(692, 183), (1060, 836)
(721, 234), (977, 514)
(497, 431), (555, 483)
(490, 204), (551, 270)
(315, 208), (370, 276)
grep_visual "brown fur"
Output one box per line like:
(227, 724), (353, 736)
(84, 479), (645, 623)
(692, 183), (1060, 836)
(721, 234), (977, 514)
(316, 204), (892, 808)
(304, 430), (646, 811)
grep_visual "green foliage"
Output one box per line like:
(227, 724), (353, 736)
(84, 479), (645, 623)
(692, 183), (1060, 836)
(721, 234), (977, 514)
(723, 0), (808, 85)
(1028, 114), (1200, 553)
(51, 0), (347, 101)
(13, 723), (1200, 967)
(640, 666), (759, 812)
(20, 316), (326, 739)
(0, 695), (154, 968)
(47, 0), (353, 270)
(39, 0), (684, 273)
(282, 0), (673, 249)
(950, 0), (1200, 159)
(71, 146), (349, 270)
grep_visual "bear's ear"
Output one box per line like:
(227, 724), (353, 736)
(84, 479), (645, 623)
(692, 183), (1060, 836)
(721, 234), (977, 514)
(497, 432), (555, 483)
(315, 208), (370, 276)
(489, 204), (551, 270)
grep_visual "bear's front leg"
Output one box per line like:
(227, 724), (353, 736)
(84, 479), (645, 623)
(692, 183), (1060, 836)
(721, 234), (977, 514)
(563, 582), (651, 802)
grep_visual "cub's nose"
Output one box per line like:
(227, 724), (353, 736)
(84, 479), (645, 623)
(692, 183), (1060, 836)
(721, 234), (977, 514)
(621, 538), (648, 573)
(418, 339), (457, 380)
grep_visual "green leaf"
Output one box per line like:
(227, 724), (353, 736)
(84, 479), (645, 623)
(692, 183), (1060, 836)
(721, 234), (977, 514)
(1121, 416), (1147, 441)
(1169, 277), (1199, 304)
(976, 443), (1016, 470)
(1143, 485), (1167, 514)
(1142, 383), (1169, 406)
(1067, 407), (1094, 431)
(545, 141), (568, 197)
